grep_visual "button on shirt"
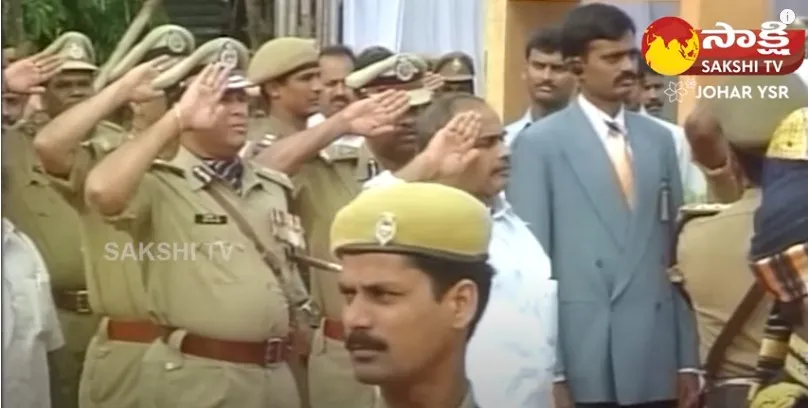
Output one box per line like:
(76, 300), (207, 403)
(364, 173), (558, 408)
(2, 218), (64, 408)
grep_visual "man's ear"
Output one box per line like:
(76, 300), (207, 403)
(567, 57), (583, 75)
(445, 279), (479, 331)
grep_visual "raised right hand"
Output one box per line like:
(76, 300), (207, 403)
(175, 63), (231, 132)
(423, 110), (482, 179)
(115, 55), (172, 103)
(3, 50), (63, 94)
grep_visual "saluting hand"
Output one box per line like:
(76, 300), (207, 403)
(338, 89), (410, 137)
(115, 55), (173, 103)
(175, 63), (231, 132)
(424, 110), (482, 179)
(3, 51), (64, 94)
(422, 72), (445, 92)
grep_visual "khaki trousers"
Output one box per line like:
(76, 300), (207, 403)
(308, 326), (375, 408)
(49, 310), (100, 408)
(138, 331), (301, 408)
(78, 319), (151, 408)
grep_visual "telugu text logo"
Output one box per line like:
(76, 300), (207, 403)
(643, 14), (805, 76)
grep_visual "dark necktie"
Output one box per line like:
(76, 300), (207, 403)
(203, 158), (244, 193)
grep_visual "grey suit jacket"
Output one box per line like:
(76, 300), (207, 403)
(506, 101), (699, 405)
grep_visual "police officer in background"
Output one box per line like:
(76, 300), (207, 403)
(83, 38), (308, 408)
(330, 182), (493, 408)
(433, 51), (475, 94)
(2, 31), (100, 408)
(33, 25), (195, 408)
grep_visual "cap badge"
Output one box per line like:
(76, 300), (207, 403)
(166, 32), (186, 53)
(219, 42), (239, 68)
(374, 212), (397, 246)
(451, 58), (463, 73)
(395, 58), (416, 82)
(67, 43), (85, 60)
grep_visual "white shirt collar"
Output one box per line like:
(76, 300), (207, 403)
(2, 218), (14, 245)
(577, 93), (627, 139)
(490, 193), (511, 219)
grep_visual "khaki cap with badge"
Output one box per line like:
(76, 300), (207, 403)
(152, 37), (252, 91)
(433, 51), (475, 82)
(247, 37), (319, 85)
(105, 25), (196, 85)
(42, 31), (97, 72)
(345, 53), (433, 106)
(330, 182), (492, 262)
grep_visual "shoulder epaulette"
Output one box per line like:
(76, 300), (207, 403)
(254, 164), (294, 191)
(679, 203), (730, 218)
(96, 120), (126, 134)
(319, 143), (360, 163)
(150, 159), (185, 176)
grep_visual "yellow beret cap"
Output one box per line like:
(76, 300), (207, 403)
(152, 37), (251, 90)
(330, 182), (492, 262)
(434, 51), (475, 81)
(106, 25), (195, 84)
(247, 37), (318, 85)
(43, 31), (97, 72)
(345, 53), (433, 106)
(766, 107), (808, 161)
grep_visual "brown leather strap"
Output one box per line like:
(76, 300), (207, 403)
(107, 320), (161, 343)
(323, 318), (345, 341)
(703, 283), (766, 380)
(52, 289), (92, 314)
(160, 327), (291, 366)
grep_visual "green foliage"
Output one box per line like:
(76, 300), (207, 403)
(4, 0), (167, 62)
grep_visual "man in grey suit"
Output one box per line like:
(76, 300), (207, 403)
(506, 4), (699, 408)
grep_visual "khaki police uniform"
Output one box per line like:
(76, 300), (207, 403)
(1, 32), (100, 408)
(39, 26), (196, 408)
(329, 182), (489, 408)
(245, 37), (320, 147)
(433, 51), (475, 93)
(108, 38), (304, 408)
(301, 54), (434, 408)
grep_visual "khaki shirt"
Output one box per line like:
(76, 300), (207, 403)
(371, 387), (478, 408)
(103, 146), (307, 341)
(247, 115), (301, 142)
(293, 142), (364, 319)
(47, 122), (150, 318)
(678, 188), (769, 377)
(1, 122), (85, 290)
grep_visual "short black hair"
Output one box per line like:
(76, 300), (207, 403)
(319, 44), (357, 65)
(355, 46), (394, 70)
(525, 27), (563, 59)
(638, 59), (659, 78)
(560, 3), (636, 59)
(406, 253), (493, 340)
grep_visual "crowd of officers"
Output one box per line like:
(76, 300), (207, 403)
(2, 6), (808, 408)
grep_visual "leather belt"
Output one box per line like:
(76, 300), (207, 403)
(52, 289), (92, 314)
(160, 327), (291, 366)
(323, 318), (345, 341)
(107, 320), (161, 343)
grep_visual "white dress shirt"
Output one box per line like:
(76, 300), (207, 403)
(504, 110), (533, 147)
(642, 113), (707, 203)
(2, 218), (64, 408)
(363, 173), (558, 408)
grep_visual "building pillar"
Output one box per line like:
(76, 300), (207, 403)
(483, 0), (579, 123)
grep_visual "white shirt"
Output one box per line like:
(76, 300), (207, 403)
(504, 110), (533, 147)
(363, 174), (558, 408)
(642, 113), (707, 203)
(307, 113), (364, 148)
(2, 218), (64, 408)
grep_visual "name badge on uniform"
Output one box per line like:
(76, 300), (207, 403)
(658, 179), (671, 223)
(195, 213), (228, 225)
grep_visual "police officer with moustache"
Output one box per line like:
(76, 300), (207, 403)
(2, 31), (102, 408)
(83, 39), (309, 408)
(33, 25), (195, 408)
(331, 182), (493, 408)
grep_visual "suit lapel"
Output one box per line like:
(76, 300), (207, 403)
(612, 114), (663, 300)
(560, 105), (630, 248)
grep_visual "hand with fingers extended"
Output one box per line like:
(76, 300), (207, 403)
(3, 51), (64, 94)
(425, 110), (482, 179)
(422, 72), (445, 92)
(338, 89), (410, 137)
(114, 55), (173, 103)
(174, 63), (231, 132)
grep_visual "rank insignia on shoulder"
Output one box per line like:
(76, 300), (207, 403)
(679, 203), (729, 216)
(195, 213), (228, 225)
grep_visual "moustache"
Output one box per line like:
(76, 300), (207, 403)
(331, 96), (349, 105)
(537, 81), (556, 89)
(345, 330), (388, 352)
(615, 72), (637, 84)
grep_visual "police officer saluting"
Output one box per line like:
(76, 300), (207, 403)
(433, 51), (475, 94)
(83, 38), (309, 408)
(33, 25), (195, 408)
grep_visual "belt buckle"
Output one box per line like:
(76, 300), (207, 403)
(263, 338), (286, 365)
